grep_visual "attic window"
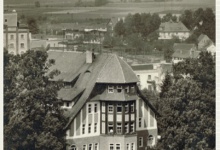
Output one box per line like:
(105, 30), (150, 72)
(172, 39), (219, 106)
(125, 86), (129, 93)
(108, 85), (114, 93)
(117, 86), (122, 93)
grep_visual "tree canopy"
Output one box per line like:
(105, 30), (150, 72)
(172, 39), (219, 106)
(155, 52), (215, 149)
(4, 50), (67, 150)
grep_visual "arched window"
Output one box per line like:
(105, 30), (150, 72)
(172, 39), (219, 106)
(70, 144), (77, 150)
(148, 135), (155, 146)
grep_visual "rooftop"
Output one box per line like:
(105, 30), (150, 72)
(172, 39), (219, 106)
(159, 21), (189, 32)
(130, 64), (154, 71)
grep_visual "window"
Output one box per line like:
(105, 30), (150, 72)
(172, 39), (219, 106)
(148, 75), (151, 80)
(126, 144), (130, 150)
(139, 118), (142, 128)
(102, 102), (105, 112)
(83, 145), (87, 150)
(125, 104), (129, 113)
(10, 35), (14, 40)
(137, 75), (140, 80)
(108, 104), (113, 113)
(9, 43), (14, 49)
(117, 103), (122, 113)
(108, 123), (113, 133)
(131, 143), (134, 150)
(82, 124), (85, 134)
(66, 102), (70, 107)
(88, 144), (93, 150)
(117, 85), (122, 93)
(88, 104), (91, 113)
(108, 85), (114, 93)
(109, 144), (114, 150)
(117, 123), (122, 134)
(94, 143), (98, 150)
(130, 122), (134, 132)
(88, 124), (91, 133)
(94, 104), (97, 113)
(148, 135), (154, 145)
(94, 123), (97, 133)
(125, 123), (129, 133)
(21, 34), (24, 39)
(116, 144), (121, 150)
(70, 144), (77, 150)
(125, 86), (129, 93)
(5, 19), (7, 22)
(139, 137), (143, 147)
(131, 103), (134, 112)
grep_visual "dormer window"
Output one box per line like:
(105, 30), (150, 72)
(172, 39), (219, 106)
(130, 86), (135, 93)
(117, 85), (122, 93)
(108, 85), (114, 93)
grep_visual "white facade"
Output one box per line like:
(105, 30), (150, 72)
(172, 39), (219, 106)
(159, 32), (190, 40)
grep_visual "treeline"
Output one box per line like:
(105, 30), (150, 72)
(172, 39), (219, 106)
(180, 8), (215, 43)
(114, 13), (161, 39)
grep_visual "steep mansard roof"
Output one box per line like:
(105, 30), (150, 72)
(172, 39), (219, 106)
(46, 50), (158, 129)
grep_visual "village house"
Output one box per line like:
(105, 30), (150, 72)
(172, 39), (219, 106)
(158, 21), (190, 40)
(131, 63), (172, 92)
(172, 43), (200, 64)
(4, 10), (31, 55)
(47, 50), (160, 150)
(197, 34), (215, 56)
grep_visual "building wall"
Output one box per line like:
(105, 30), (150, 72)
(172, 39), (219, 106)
(198, 35), (210, 49)
(134, 69), (161, 91)
(4, 12), (17, 27)
(159, 32), (190, 40)
(4, 27), (30, 55)
(172, 57), (184, 64)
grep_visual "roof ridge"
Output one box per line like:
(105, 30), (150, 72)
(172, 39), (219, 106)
(116, 55), (125, 83)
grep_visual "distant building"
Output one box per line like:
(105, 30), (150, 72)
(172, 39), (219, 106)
(131, 63), (172, 92)
(4, 10), (31, 55)
(197, 34), (215, 56)
(47, 51), (160, 150)
(172, 43), (200, 63)
(158, 21), (190, 40)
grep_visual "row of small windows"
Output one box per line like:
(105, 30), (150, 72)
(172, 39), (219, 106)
(108, 122), (135, 134)
(9, 43), (25, 49)
(9, 34), (25, 40)
(104, 103), (134, 113)
(71, 143), (98, 150)
(82, 123), (97, 134)
(109, 144), (121, 150)
(107, 85), (135, 93)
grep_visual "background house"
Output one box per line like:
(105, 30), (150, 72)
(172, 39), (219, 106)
(158, 21), (190, 40)
(46, 50), (160, 150)
(197, 34), (215, 56)
(4, 10), (31, 55)
(131, 63), (172, 92)
(172, 43), (200, 63)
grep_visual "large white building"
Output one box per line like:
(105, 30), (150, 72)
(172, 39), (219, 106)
(4, 10), (31, 55)
(131, 63), (172, 92)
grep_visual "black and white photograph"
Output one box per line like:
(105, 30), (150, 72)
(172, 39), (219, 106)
(3, 0), (216, 149)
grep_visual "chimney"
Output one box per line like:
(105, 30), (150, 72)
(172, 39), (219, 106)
(86, 50), (93, 63)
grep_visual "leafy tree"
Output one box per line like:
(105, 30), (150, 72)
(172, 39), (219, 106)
(114, 19), (126, 37)
(27, 18), (39, 34)
(4, 50), (67, 150)
(141, 88), (159, 109)
(180, 10), (194, 30)
(159, 72), (172, 98)
(156, 51), (215, 149)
